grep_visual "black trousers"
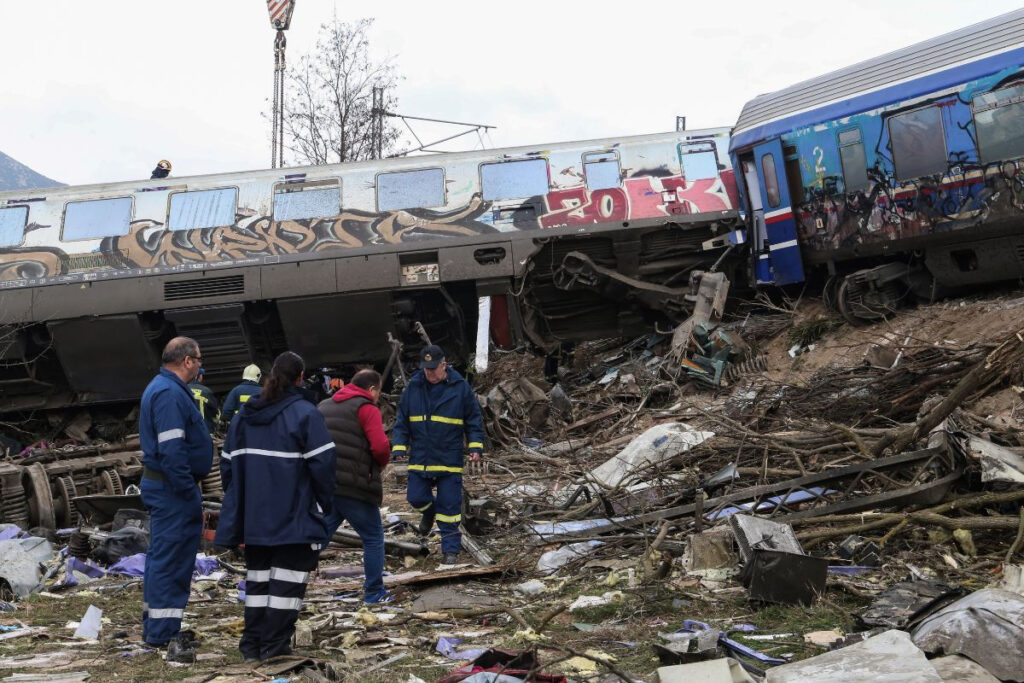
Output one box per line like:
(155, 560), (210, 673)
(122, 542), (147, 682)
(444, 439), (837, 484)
(241, 543), (319, 659)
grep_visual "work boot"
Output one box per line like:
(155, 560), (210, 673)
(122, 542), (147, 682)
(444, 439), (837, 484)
(418, 509), (435, 536)
(165, 634), (197, 664)
(442, 552), (459, 565)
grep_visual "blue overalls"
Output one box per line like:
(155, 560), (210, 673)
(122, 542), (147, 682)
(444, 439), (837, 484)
(392, 368), (485, 555)
(139, 368), (213, 646)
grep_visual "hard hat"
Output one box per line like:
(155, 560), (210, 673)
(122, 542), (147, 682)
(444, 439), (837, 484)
(157, 159), (172, 171)
(242, 364), (262, 382)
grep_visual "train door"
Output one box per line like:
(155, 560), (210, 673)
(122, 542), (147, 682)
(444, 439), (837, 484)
(741, 159), (771, 284)
(751, 139), (805, 285)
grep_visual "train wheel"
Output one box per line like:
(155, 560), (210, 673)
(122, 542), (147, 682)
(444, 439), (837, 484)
(100, 469), (124, 496)
(836, 276), (900, 326)
(22, 464), (55, 530)
(56, 476), (79, 528)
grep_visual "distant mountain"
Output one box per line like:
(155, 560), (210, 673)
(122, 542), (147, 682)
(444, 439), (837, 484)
(0, 150), (62, 192)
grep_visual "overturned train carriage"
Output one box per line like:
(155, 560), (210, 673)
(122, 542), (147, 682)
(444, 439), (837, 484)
(0, 129), (741, 411)
(730, 9), (1024, 323)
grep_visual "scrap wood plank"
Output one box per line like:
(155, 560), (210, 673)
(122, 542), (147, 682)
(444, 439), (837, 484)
(566, 406), (621, 433)
(330, 565), (511, 592)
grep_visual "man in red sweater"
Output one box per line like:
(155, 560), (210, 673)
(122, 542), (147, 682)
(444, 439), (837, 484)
(317, 370), (392, 604)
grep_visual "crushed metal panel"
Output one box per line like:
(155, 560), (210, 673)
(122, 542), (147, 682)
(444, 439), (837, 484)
(765, 630), (941, 683)
(967, 435), (1024, 483)
(47, 316), (158, 400)
(729, 515), (804, 564)
(742, 549), (827, 606)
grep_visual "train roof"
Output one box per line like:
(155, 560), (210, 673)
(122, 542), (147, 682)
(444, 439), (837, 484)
(0, 127), (732, 202)
(731, 9), (1024, 150)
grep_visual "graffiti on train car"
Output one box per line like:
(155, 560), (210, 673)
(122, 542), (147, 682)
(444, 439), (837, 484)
(0, 172), (737, 283)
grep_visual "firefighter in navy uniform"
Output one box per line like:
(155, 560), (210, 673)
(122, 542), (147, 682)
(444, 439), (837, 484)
(188, 368), (220, 434)
(222, 364), (262, 425)
(138, 336), (213, 662)
(216, 351), (336, 661)
(393, 345), (486, 565)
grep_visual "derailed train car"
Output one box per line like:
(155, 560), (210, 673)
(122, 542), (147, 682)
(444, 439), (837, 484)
(730, 9), (1024, 322)
(0, 129), (742, 411)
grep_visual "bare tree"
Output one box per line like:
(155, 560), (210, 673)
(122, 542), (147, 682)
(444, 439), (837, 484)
(281, 18), (401, 165)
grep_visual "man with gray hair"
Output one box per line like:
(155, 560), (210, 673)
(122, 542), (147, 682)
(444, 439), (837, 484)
(139, 336), (213, 662)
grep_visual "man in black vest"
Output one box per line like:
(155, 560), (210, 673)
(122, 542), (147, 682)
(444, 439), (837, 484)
(317, 370), (393, 604)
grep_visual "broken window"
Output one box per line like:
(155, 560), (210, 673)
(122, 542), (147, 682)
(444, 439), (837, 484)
(761, 153), (781, 208)
(377, 168), (446, 211)
(679, 142), (719, 181)
(0, 206), (28, 247)
(972, 83), (1024, 163)
(62, 197), (133, 241)
(273, 181), (341, 221)
(889, 106), (947, 180)
(838, 128), (869, 193)
(480, 159), (548, 201)
(583, 152), (621, 191)
(168, 187), (237, 231)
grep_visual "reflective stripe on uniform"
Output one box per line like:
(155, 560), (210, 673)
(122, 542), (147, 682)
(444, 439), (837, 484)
(412, 501), (433, 512)
(430, 415), (463, 425)
(247, 569), (270, 582)
(435, 512), (462, 523)
(409, 415), (426, 422)
(392, 444), (408, 452)
(157, 429), (185, 443)
(468, 442), (484, 449)
(407, 464), (464, 474)
(240, 395), (252, 403)
(303, 442), (335, 459)
(148, 607), (184, 619)
(245, 594), (304, 611)
(270, 567), (309, 584)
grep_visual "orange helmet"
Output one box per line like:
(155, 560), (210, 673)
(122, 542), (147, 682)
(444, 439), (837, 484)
(157, 159), (172, 171)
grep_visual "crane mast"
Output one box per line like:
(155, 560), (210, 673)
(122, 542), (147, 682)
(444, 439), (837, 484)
(266, 0), (296, 168)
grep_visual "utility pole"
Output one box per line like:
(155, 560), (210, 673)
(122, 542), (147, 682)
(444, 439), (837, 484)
(266, 1), (296, 168)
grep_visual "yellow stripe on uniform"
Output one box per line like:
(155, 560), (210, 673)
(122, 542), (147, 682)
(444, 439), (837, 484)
(408, 464), (425, 471)
(424, 465), (463, 473)
(409, 415), (426, 422)
(391, 444), (408, 452)
(430, 415), (464, 425)
(467, 442), (484, 449)
(412, 502), (432, 512)
(435, 513), (462, 523)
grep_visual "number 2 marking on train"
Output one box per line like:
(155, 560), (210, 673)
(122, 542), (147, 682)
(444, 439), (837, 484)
(813, 146), (825, 174)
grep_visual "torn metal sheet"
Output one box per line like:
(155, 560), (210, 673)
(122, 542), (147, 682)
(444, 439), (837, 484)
(583, 422), (713, 491)
(656, 658), (756, 683)
(857, 578), (963, 630)
(911, 588), (1024, 682)
(742, 549), (827, 606)
(765, 630), (941, 682)
(967, 435), (1024, 483)
(0, 537), (54, 598)
(684, 530), (737, 574)
(729, 515), (804, 563)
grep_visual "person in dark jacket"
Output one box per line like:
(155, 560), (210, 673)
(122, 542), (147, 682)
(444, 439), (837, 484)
(222, 364), (262, 425)
(188, 368), (220, 434)
(317, 369), (392, 604)
(215, 351), (336, 661)
(139, 336), (213, 661)
(150, 159), (172, 179)
(392, 345), (486, 565)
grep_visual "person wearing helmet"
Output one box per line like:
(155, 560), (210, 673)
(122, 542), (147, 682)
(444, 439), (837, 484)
(151, 159), (172, 180)
(222, 364), (262, 426)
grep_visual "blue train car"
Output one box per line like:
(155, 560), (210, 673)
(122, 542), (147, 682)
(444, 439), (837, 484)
(730, 10), (1024, 322)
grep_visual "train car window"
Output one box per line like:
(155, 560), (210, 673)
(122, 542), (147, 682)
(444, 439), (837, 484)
(972, 84), (1024, 163)
(0, 206), (28, 247)
(838, 128), (869, 193)
(273, 182), (341, 221)
(480, 159), (548, 201)
(168, 187), (238, 231)
(583, 152), (621, 190)
(679, 142), (719, 180)
(377, 168), (446, 211)
(62, 197), (133, 241)
(761, 154), (781, 208)
(889, 107), (947, 180)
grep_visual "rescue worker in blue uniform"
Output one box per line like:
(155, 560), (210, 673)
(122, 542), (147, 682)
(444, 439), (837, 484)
(216, 351), (336, 661)
(188, 368), (220, 434)
(222, 364), (262, 425)
(393, 345), (486, 565)
(139, 336), (214, 661)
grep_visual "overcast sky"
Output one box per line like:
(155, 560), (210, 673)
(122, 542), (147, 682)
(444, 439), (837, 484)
(4, 1), (1022, 186)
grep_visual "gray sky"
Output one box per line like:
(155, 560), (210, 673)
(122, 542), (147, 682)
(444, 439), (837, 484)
(4, 1), (1022, 186)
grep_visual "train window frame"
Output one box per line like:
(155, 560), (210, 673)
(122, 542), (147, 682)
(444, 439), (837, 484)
(971, 83), (1024, 164)
(679, 141), (720, 181)
(479, 158), (549, 202)
(582, 151), (621, 191)
(888, 105), (948, 181)
(376, 167), (447, 212)
(60, 196), (134, 242)
(837, 126), (870, 193)
(272, 179), (342, 222)
(167, 186), (239, 232)
(0, 205), (29, 247)
(761, 153), (781, 208)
